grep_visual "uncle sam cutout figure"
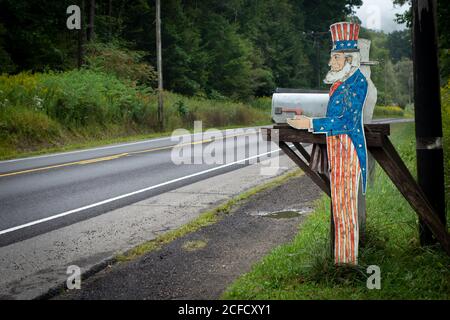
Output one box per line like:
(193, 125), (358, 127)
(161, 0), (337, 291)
(287, 22), (368, 265)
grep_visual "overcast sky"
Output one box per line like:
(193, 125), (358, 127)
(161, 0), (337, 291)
(354, 0), (410, 33)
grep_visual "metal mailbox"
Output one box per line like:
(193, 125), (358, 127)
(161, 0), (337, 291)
(271, 90), (329, 124)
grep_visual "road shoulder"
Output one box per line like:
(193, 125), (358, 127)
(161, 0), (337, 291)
(0, 154), (294, 299)
(55, 174), (322, 299)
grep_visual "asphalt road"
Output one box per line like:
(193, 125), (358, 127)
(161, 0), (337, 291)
(0, 118), (411, 247)
(0, 127), (279, 247)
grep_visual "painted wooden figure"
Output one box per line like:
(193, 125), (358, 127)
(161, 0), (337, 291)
(287, 22), (372, 265)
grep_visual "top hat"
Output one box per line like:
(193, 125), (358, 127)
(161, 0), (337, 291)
(330, 22), (360, 52)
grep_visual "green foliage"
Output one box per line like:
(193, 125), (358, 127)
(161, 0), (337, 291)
(0, 70), (154, 127)
(361, 29), (413, 107)
(373, 105), (405, 118)
(0, 0), (363, 100)
(158, 0), (207, 96)
(200, 14), (265, 100)
(0, 71), (271, 158)
(250, 97), (272, 111)
(0, 0), (77, 71)
(386, 30), (412, 63)
(393, 0), (449, 83)
(0, 0), (433, 105)
(238, 0), (313, 91)
(174, 100), (189, 118)
(0, 23), (15, 73)
(393, 58), (414, 107)
(162, 92), (270, 129)
(442, 81), (450, 212)
(437, 1), (450, 83)
(0, 106), (62, 144)
(84, 42), (157, 86)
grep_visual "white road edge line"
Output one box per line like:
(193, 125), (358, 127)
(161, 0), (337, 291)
(0, 149), (280, 236)
(0, 126), (264, 164)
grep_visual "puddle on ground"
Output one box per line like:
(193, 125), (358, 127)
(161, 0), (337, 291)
(251, 207), (313, 219)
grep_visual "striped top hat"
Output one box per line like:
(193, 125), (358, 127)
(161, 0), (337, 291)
(330, 22), (360, 52)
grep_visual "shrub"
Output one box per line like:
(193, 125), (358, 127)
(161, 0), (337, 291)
(373, 105), (405, 118)
(0, 72), (40, 110)
(250, 97), (272, 111)
(0, 70), (156, 127)
(84, 42), (157, 87)
(163, 92), (271, 129)
(0, 106), (62, 146)
(0, 71), (271, 158)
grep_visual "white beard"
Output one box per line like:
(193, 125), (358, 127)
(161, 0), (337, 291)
(324, 63), (357, 85)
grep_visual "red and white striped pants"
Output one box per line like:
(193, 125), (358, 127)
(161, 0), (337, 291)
(326, 134), (360, 265)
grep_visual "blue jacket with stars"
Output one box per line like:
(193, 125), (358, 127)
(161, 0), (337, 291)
(311, 68), (368, 194)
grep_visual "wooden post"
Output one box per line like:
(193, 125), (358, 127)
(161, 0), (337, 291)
(412, 0), (446, 245)
(369, 136), (450, 255)
(156, 0), (164, 131)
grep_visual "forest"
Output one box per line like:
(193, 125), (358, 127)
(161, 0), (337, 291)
(0, 0), (425, 100)
(0, 0), (448, 157)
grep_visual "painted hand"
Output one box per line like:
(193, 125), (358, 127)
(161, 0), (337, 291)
(287, 115), (312, 130)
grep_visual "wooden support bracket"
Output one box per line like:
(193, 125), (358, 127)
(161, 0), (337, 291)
(369, 136), (450, 255)
(262, 123), (450, 257)
(278, 141), (331, 196)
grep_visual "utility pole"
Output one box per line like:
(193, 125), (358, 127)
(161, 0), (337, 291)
(314, 32), (321, 89)
(77, 0), (85, 68)
(108, 0), (113, 40)
(302, 31), (327, 89)
(156, 0), (164, 131)
(87, 0), (95, 42)
(412, 0), (446, 245)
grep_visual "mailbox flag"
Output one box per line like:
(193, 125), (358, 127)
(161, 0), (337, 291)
(330, 22), (360, 52)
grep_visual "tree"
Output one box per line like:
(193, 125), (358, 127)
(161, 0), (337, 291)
(201, 14), (257, 99)
(0, 0), (371, 99)
(393, 0), (449, 82)
(0, 23), (15, 73)
(0, 0), (78, 71)
(394, 58), (413, 107)
(387, 30), (412, 63)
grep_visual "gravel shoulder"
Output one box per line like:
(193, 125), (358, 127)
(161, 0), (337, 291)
(55, 174), (322, 300)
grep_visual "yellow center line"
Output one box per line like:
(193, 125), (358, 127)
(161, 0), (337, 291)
(76, 153), (130, 164)
(0, 162), (84, 178)
(0, 131), (258, 178)
(128, 138), (213, 155)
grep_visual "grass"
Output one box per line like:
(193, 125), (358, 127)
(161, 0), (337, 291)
(115, 169), (303, 262)
(182, 240), (208, 251)
(222, 122), (450, 300)
(115, 210), (219, 262)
